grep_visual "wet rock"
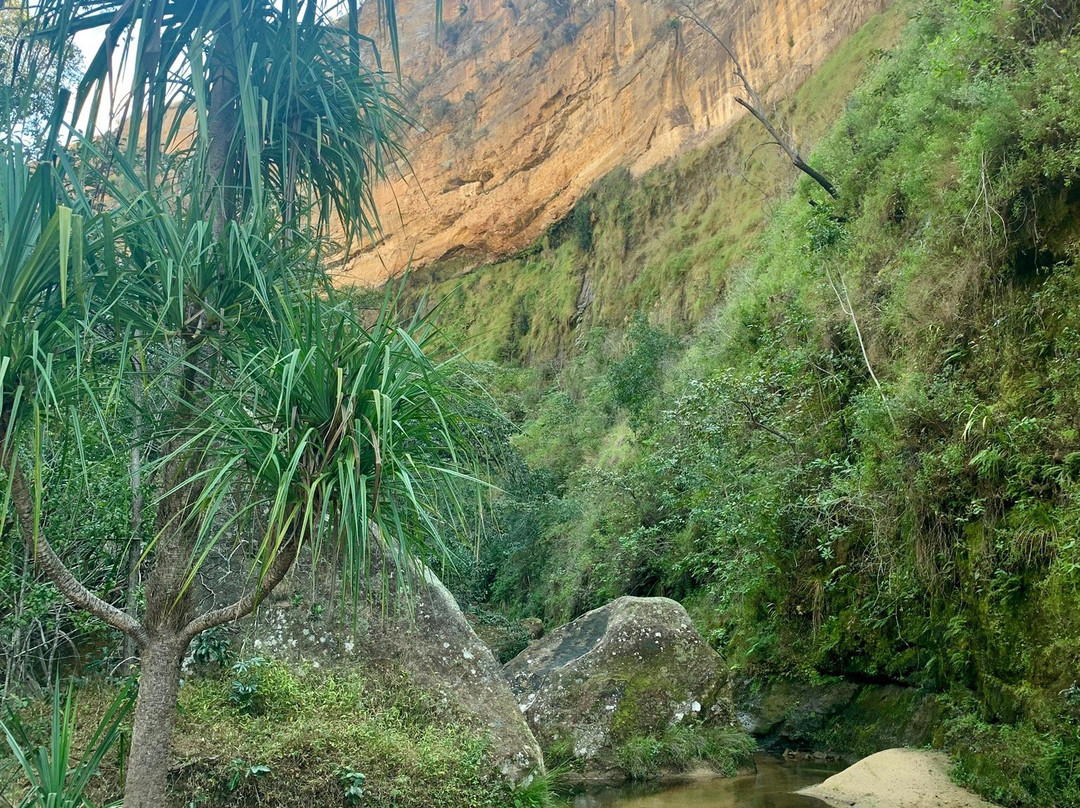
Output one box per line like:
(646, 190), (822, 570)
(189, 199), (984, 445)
(504, 596), (735, 781)
(735, 676), (937, 760)
(737, 678), (860, 740)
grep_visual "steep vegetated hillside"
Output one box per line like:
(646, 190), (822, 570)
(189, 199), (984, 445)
(420, 1), (1080, 805)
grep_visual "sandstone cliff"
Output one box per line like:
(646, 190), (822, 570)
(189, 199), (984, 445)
(342, 0), (892, 283)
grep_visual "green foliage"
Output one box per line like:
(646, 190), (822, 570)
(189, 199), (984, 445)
(0, 3), (82, 155)
(196, 285), (490, 601)
(169, 666), (535, 808)
(189, 628), (232, 669)
(0, 145), (141, 694)
(0, 14), (490, 808)
(0, 6), (487, 808)
(542, 737), (577, 771)
(942, 691), (1080, 808)
(227, 658), (263, 716)
(613, 735), (664, 780)
(0, 682), (132, 808)
(225, 761), (270, 794)
(336, 768), (366, 801)
(1, 418), (136, 692)
(609, 314), (676, 421)
(432, 1), (1080, 804)
(613, 725), (755, 781)
(34, 0), (412, 243)
(457, 607), (531, 663)
(507, 768), (563, 808)
(571, 196), (594, 253)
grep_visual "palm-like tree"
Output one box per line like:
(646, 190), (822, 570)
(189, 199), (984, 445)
(44, 0), (409, 237)
(0, 3), (474, 808)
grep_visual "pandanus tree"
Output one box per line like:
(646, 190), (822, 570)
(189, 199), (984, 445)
(0, 2), (476, 807)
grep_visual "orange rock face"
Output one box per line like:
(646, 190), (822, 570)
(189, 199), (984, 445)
(343, 0), (892, 283)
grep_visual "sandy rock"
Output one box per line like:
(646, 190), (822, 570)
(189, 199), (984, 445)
(800, 748), (1002, 808)
(503, 596), (734, 780)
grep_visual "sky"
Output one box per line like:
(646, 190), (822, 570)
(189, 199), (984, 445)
(70, 26), (137, 136)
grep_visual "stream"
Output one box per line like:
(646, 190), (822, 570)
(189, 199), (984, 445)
(567, 753), (842, 808)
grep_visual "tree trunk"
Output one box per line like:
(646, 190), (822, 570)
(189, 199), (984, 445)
(207, 27), (237, 242)
(124, 355), (144, 669)
(121, 456), (200, 807)
(123, 636), (186, 808)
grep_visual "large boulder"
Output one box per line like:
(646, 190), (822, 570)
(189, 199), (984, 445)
(360, 563), (546, 785)
(503, 596), (736, 780)
(230, 549), (544, 786)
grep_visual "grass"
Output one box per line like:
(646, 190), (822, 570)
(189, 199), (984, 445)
(612, 725), (756, 781)
(170, 662), (532, 808)
(1, 664), (548, 808)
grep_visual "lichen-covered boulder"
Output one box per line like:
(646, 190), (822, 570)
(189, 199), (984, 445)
(503, 596), (735, 780)
(234, 548), (544, 786)
(361, 564), (545, 785)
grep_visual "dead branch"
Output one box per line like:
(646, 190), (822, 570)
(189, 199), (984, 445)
(678, 2), (839, 199)
(733, 398), (800, 456)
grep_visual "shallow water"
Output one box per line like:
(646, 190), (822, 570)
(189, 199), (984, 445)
(568, 753), (842, 808)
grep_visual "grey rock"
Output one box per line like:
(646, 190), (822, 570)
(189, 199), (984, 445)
(734, 676), (937, 759)
(504, 596), (735, 780)
(236, 545), (544, 786)
(738, 678), (861, 739)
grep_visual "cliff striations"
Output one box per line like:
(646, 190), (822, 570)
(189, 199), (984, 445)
(343, 0), (893, 283)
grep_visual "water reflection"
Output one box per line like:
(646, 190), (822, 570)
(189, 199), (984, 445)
(569, 753), (841, 808)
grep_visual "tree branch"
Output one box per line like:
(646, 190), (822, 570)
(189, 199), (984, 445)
(678, 2), (839, 199)
(733, 399), (800, 456)
(180, 535), (299, 644)
(7, 455), (149, 647)
(824, 264), (896, 428)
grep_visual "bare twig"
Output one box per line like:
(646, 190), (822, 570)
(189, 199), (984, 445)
(963, 151), (1007, 245)
(180, 535), (299, 644)
(824, 264), (896, 428)
(733, 398), (801, 456)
